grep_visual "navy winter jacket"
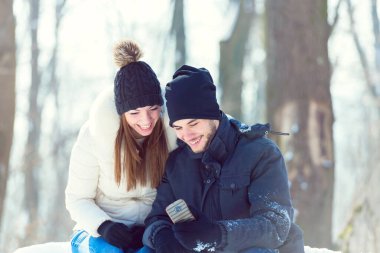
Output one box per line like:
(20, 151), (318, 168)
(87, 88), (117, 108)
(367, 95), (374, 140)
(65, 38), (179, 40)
(144, 113), (304, 252)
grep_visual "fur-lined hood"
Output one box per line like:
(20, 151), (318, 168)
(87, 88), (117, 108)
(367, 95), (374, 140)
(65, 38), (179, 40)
(87, 87), (120, 156)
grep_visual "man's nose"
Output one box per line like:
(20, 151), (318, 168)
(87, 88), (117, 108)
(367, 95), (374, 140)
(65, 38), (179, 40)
(182, 128), (194, 140)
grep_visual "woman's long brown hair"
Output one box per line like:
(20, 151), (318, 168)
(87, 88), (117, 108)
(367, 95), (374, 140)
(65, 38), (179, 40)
(114, 116), (169, 190)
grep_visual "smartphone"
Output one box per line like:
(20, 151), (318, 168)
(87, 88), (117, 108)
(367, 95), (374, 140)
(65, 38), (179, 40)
(165, 199), (195, 224)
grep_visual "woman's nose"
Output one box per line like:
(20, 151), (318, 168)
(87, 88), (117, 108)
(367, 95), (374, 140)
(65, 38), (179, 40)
(140, 110), (152, 122)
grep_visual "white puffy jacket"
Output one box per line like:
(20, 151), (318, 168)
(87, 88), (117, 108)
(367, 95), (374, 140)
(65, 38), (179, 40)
(65, 87), (162, 237)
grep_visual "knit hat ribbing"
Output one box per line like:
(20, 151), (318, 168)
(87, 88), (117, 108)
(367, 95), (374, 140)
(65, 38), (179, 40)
(165, 65), (220, 126)
(113, 40), (163, 115)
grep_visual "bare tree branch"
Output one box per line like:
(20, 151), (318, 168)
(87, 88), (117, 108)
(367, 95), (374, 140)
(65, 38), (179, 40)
(329, 0), (343, 37)
(22, 0), (42, 245)
(346, 0), (378, 98)
(170, 0), (186, 69)
(371, 0), (380, 71)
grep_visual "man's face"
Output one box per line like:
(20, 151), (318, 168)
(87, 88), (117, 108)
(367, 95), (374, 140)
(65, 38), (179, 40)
(172, 119), (220, 153)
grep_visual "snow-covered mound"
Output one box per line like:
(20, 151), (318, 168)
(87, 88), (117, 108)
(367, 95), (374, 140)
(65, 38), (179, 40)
(13, 242), (70, 253)
(304, 246), (341, 253)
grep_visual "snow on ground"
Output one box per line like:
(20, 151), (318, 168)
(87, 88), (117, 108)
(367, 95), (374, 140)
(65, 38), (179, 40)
(304, 246), (341, 253)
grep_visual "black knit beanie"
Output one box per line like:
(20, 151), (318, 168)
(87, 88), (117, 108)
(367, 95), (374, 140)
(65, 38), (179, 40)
(113, 40), (163, 115)
(165, 65), (220, 126)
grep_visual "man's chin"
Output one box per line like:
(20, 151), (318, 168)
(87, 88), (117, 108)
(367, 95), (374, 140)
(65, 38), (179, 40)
(190, 145), (206, 153)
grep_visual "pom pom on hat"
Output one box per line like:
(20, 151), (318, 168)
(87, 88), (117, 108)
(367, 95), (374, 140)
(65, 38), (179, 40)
(113, 40), (143, 68)
(113, 39), (163, 115)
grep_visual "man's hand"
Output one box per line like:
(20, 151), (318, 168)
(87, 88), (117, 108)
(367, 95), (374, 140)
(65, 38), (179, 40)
(154, 227), (191, 253)
(129, 225), (145, 249)
(173, 208), (223, 252)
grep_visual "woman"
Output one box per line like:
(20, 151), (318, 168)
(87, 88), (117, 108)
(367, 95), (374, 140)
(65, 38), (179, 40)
(65, 40), (168, 253)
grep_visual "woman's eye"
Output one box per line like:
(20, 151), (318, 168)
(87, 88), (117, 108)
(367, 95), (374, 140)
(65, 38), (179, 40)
(150, 107), (158, 111)
(129, 112), (138, 115)
(189, 123), (198, 127)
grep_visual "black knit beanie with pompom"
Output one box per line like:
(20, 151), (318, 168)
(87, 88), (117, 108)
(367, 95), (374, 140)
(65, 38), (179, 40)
(113, 40), (163, 115)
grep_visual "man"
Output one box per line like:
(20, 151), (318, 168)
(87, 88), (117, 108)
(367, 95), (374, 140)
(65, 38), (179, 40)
(143, 65), (304, 253)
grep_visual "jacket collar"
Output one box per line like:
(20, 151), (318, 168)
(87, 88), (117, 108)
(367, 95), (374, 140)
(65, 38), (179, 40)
(202, 112), (238, 165)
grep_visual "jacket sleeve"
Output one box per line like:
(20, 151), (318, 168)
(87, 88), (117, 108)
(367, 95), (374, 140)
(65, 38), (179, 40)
(218, 139), (292, 252)
(65, 122), (111, 237)
(143, 156), (177, 248)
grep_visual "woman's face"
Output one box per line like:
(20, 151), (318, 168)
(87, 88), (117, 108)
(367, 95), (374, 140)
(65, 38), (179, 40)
(124, 105), (161, 137)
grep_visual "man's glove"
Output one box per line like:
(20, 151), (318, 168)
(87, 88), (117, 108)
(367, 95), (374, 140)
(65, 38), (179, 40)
(154, 227), (191, 253)
(173, 208), (223, 252)
(97, 220), (134, 250)
(278, 223), (305, 253)
(129, 225), (145, 249)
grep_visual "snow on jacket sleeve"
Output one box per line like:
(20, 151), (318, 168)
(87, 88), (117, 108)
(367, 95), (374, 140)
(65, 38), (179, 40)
(218, 139), (292, 252)
(65, 122), (110, 237)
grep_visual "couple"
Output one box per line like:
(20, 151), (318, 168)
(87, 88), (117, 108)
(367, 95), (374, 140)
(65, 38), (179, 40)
(66, 40), (305, 253)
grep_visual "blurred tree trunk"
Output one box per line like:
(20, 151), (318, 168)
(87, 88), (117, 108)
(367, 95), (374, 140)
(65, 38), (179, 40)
(45, 0), (74, 240)
(171, 0), (186, 69)
(266, 0), (334, 248)
(0, 0), (16, 227)
(22, 0), (42, 245)
(337, 1), (380, 252)
(219, 0), (255, 120)
(339, 144), (380, 253)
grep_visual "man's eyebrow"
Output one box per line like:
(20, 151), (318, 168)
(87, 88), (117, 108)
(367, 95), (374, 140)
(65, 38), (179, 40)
(172, 119), (197, 128)
(187, 119), (197, 125)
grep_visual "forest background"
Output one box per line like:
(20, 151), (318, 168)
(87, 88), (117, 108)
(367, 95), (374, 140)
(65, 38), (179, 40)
(0, 0), (379, 252)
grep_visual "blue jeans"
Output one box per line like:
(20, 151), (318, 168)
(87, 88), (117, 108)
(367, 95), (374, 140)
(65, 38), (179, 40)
(71, 230), (154, 253)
